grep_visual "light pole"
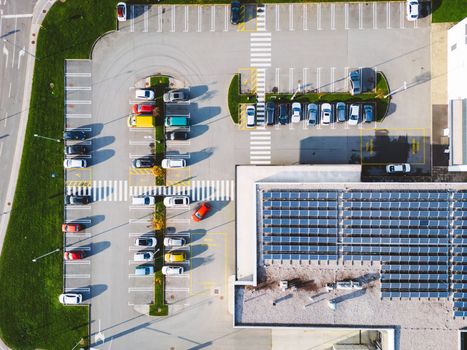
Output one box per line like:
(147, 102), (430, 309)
(291, 81), (302, 100)
(32, 248), (60, 262)
(33, 133), (61, 142)
(384, 81), (407, 98)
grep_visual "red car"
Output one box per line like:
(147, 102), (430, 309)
(132, 103), (154, 115)
(192, 202), (211, 222)
(62, 223), (83, 233)
(64, 251), (86, 260)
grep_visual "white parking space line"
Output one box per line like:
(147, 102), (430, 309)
(288, 68), (294, 93)
(130, 5), (135, 32)
(66, 114), (92, 119)
(331, 67), (335, 93)
(129, 287), (154, 292)
(344, 3), (349, 30)
(224, 5), (228, 31)
(275, 5), (280, 31)
(289, 4), (294, 31)
(331, 4), (335, 30)
(197, 6), (202, 32)
(171, 5), (176, 32)
(316, 67), (321, 92)
(166, 287), (190, 292)
(144, 5), (149, 32)
(65, 100), (91, 105)
(65, 288), (90, 293)
(158, 6), (163, 32)
(275, 68), (280, 91)
(303, 4), (308, 31)
(65, 72), (91, 77)
(317, 3), (322, 30)
(400, 2), (404, 29)
(184, 6), (189, 32)
(303, 68), (308, 91)
(373, 2), (377, 29)
(210, 5), (215, 32)
(344, 66), (349, 91)
(359, 3), (363, 30)
(386, 2), (391, 29)
(65, 86), (92, 91)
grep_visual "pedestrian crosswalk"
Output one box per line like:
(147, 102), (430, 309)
(65, 180), (235, 202)
(250, 131), (271, 164)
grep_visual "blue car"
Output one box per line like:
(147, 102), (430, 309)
(307, 103), (318, 125)
(349, 70), (361, 95)
(363, 104), (374, 123)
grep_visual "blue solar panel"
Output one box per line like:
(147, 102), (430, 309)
(381, 282), (448, 291)
(382, 264), (448, 273)
(381, 273), (448, 281)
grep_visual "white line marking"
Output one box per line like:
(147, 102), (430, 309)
(0, 142), (3, 158)
(158, 6), (163, 32)
(289, 4), (294, 31)
(8, 83), (11, 97)
(288, 67), (294, 93)
(275, 4), (280, 31)
(1, 14), (33, 18)
(400, 2), (405, 29)
(2, 44), (8, 69)
(130, 5), (135, 32)
(210, 5), (215, 32)
(373, 2), (377, 29)
(331, 67), (335, 93)
(386, 2), (391, 29)
(331, 3), (335, 30)
(303, 67), (308, 92)
(11, 17), (17, 68)
(171, 5), (176, 32)
(358, 3), (363, 30)
(344, 3), (349, 30)
(275, 67), (280, 92)
(144, 6), (149, 32)
(303, 4), (308, 31)
(17, 46), (24, 70)
(198, 6), (202, 32)
(184, 5), (189, 32)
(65, 86), (92, 91)
(224, 5), (228, 32)
(317, 3), (322, 30)
(317, 67), (321, 92)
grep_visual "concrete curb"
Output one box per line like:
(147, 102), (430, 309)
(0, 0), (57, 348)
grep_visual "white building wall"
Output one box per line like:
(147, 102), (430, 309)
(448, 18), (467, 100)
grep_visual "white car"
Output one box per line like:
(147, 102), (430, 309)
(406, 0), (419, 21)
(386, 163), (411, 174)
(135, 89), (155, 100)
(163, 237), (186, 247)
(117, 2), (127, 21)
(162, 266), (184, 275)
(320, 103), (332, 125)
(134, 251), (154, 262)
(59, 293), (82, 305)
(163, 196), (190, 207)
(246, 105), (256, 128)
(161, 158), (186, 169)
(63, 159), (87, 169)
(348, 104), (360, 126)
(135, 237), (157, 247)
(291, 102), (301, 123)
(132, 196), (156, 205)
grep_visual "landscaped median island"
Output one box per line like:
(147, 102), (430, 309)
(228, 73), (257, 124)
(0, 1), (115, 348)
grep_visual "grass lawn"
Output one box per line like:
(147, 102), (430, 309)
(432, 0), (467, 23)
(0, 1), (116, 349)
(228, 74), (256, 124)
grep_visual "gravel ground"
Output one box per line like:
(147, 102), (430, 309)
(236, 262), (466, 350)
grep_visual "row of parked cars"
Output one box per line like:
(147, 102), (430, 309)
(246, 101), (375, 128)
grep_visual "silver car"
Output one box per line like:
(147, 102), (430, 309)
(307, 103), (318, 125)
(163, 90), (189, 102)
(336, 102), (346, 122)
(320, 103), (332, 125)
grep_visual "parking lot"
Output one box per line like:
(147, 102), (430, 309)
(86, 1), (433, 348)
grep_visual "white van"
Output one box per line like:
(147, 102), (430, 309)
(132, 196), (156, 205)
(161, 159), (186, 169)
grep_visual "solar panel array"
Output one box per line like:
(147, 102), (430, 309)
(261, 189), (467, 318)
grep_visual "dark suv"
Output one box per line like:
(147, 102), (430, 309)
(63, 130), (88, 141)
(65, 195), (90, 205)
(278, 104), (288, 125)
(266, 102), (275, 125)
(230, 2), (241, 25)
(64, 145), (89, 155)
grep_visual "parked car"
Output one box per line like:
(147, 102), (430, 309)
(291, 102), (301, 123)
(164, 251), (186, 263)
(135, 237), (157, 247)
(266, 102), (275, 125)
(132, 196), (156, 205)
(406, 0), (419, 21)
(320, 103), (333, 125)
(386, 163), (411, 174)
(336, 102), (346, 122)
(363, 104), (374, 123)
(135, 89), (155, 100)
(246, 105), (256, 128)
(163, 237), (186, 247)
(63, 159), (87, 169)
(349, 70), (361, 95)
(65, 195), (90, 205)
(162, 266), (184, 275)
(59, 293), (82, 305)
(62, 223), (83, 233)
(63, 130), (87, 141)
(307, 103), (318, 125)
(132, 103), (154, 114)
(117, 2), (127, 21)
(163, 89), (189, 102)
(163, 196), (190, 207)
(278, 104), (288, 125)
(64, 251), (86, 260)
(131, 157), (155, 168)
(348, 104), (360, 126)
(230, 1), (241, 25)
(165, 131), (189, 140)
(64, 145), (89, 156)
(162, 265), (184, 275)
(161, 158), (186, 169)
(192, 202), (211, 222)
(135, 265), (154, 276)
(134, 252), (154, 262)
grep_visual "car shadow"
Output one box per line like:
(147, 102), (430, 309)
(75, 214), (105, 229)
(88, 149), (115, 166)
(189, 229), (207, 243)
(189, 254), (215, 271)
(189, 85), (209, 99)
(190, 244), (209, 257)
(189, 124), (209, 138)
(192, 106), (222, 124)
(84, 240), (111, 257)
(79, 284), (108, 301)
(77, 123), (104, 138)
(91, 136), (115, 151)
(187, 147), (215, 165)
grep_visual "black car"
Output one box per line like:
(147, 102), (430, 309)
(278, 104), (288, 125)
(165, 131), (189, 141)
(64, 145), (89, 156)
(65, 195), (90, 205)
(132, 157), (156, 168)
(230, 1), (241, 25)
(63, 130), (87, 141)
(266, 102), (275, 125)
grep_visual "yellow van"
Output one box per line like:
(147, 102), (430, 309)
(127, 115), (154, 128)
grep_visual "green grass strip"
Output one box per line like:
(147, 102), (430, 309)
(0, 1), (116, 349)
